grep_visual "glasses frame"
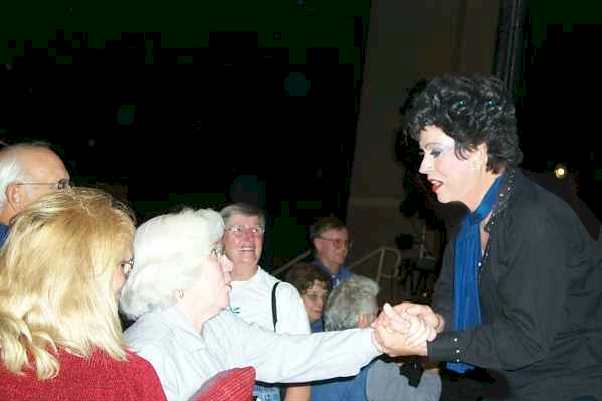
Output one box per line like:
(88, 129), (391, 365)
(224, 224), (265, 237)
(316, 236), (352, 248)
(15, 178), (71, 191)
(120, 257), (134, 277)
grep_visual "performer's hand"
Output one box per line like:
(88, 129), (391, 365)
(392, 302), (445, 334)
(372, 304), (432, 357)
(384, 303), (437, 344)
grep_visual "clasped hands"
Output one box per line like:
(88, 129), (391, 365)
(370, 302), (443, 357)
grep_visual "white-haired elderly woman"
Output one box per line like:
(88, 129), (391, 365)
(120, 208), (430, 401)
(310, 274), (442, 401)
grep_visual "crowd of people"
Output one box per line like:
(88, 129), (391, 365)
(0, 74), (601, 401)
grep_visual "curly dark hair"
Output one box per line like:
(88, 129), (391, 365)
(405, 74), (523, 173)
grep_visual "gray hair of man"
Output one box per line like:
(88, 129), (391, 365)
(0, 143), (47, 209)
(219, 202), (265, 229)
(324, 273), (380, 331)
(119, 208), (224, 320)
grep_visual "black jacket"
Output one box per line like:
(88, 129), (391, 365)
(428, 169), (602, 401)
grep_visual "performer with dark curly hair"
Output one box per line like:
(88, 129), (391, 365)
(373, 75), (602, 401)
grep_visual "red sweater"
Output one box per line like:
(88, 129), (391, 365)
(0, 349), (167, 401)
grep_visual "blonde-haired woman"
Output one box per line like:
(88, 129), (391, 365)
(0, 188), (167, 401)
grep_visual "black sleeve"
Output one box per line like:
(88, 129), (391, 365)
(428, 210), (571, 370)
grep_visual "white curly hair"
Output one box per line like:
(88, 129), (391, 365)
(119, 208), (224, 320)
(324, 273), (379, 331)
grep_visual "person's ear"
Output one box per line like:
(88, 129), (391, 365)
(470, 144), (488, 171)
(312, 238), (321, 252)
(357, 313), (371, 329)
(5, 183), (23, 211)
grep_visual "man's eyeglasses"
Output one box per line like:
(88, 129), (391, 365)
(120, 257), (134, 277)
(317, 236), (352, 248)
(224, 224), (264, 237)
(15, 178), (71, 191)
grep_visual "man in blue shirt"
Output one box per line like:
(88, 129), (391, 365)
(310, 216), (353, 288)
(0, 143), (70, 247)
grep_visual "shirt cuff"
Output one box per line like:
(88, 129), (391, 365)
(364, 328), (384, 357)
(427, 330), (468, 363)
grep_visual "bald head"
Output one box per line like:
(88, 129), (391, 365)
(0, 144), (69, 224)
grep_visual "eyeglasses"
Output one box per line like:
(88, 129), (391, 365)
(224, 224), (264, 237)
(317, 236), (352, 248)
(120, 257), (134, 277)
(15, 178), (71, 191)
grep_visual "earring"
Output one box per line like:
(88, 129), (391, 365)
(176, 289), (184, 299)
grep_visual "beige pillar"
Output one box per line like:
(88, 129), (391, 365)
(347, 0), (500, 281)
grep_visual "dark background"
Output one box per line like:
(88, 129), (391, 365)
(2, 1), (602, 267)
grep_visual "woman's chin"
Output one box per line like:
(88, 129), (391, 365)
(433, 191), (444, 201)
(435, 193), (454, 204)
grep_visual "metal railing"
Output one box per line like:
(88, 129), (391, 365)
(271, 250), (312, 278)
(272, 246), (402, 286)
(348, 246), (402, 284)
(272, 245), (439, 301)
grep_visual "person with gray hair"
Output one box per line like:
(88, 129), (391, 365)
(220, 203), (311, 401)
(324, 273), (380, 332)
(121, 208), (435, 401)
(309, 274), (442, 401)
(0, 142), (70, 246)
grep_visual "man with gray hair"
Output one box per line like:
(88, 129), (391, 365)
(220, 203), (311, 401)
(310, 273), (442, 401)
(0, 143), (70, 246)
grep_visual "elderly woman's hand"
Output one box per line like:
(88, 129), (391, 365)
(371, 303), (435, 357)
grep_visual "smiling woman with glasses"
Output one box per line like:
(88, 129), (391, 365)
(224, 224), (264, 237)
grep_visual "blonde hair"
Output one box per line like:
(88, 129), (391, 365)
(0, 187), (135, 380)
